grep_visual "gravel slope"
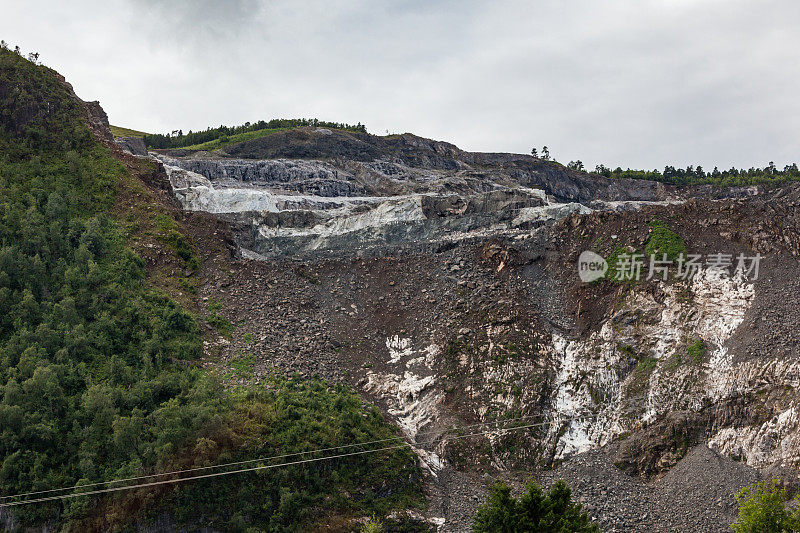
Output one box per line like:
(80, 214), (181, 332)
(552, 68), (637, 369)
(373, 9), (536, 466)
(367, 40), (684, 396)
(537, 445), (760, 533)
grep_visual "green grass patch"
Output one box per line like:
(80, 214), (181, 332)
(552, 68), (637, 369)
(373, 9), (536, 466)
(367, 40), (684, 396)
(600, 220), (686, 284)
(206, 298), (233, 338)
(177, 127), (289, 151)
(109, 124), (149, 138)
(637, 357), (657, 372)
(665, 339), (707, 370)
(154, 214), (200, 270)
(226, 351), (255, 378)
(645, 219), (687, 262)
(625, 356), (658, 398)
(162, 229), (199, 269)
(604, 245), (641, 282)
(686, 339), (707, 363)
(143, 118), (366, 149)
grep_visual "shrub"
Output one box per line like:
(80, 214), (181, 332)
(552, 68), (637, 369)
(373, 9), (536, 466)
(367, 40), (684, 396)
(731, 480), (800, 533)
(604, 245), (637, 282)
(472, 479), (599, 532)
(361, 516), (384, 533)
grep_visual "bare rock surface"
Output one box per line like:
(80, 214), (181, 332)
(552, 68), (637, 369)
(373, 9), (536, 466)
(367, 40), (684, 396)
(115, 136), (148, 156)
(147, 128), (800, 531)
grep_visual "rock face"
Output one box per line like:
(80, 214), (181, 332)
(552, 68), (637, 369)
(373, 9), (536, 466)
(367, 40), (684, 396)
(159, 129), (679, 204)
(115, 136), (148, 156)
(153, 129), (800, 530)
(153, 131), (686, 259)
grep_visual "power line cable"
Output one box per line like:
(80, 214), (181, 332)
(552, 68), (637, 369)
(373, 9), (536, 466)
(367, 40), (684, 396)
(2, 411), (594, 502)
(1, 415), (596, 507)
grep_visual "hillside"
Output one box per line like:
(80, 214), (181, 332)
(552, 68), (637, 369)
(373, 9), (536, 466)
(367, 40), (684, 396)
(147, 100), (800, 530)
(3, 45), (800, 533)
(0, 47), (425, 532)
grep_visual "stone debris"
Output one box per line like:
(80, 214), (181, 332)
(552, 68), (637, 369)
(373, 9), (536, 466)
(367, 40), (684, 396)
(147, 130), (800, 530)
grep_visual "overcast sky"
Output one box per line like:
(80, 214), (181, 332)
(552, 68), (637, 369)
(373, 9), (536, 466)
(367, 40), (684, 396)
(2, 0), (798, 170)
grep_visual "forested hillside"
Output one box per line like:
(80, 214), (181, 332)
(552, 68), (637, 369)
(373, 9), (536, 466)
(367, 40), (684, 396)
(143, 118), (367, 150)
(0, 46), (423, 532)
(593, 161), (800, 187)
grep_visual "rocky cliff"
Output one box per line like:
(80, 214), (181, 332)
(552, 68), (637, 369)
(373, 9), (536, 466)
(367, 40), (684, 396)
(151, 128), (690, 260)
(143, 128), (800, 531)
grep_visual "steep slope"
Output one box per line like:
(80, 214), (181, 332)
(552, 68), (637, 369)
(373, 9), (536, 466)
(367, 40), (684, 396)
(138, 117), (800, 530)
(0, 48), (426, 532)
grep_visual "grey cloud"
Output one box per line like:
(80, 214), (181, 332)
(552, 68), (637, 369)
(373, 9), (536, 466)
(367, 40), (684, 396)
(1, 0), (799, 170)
(129, 0), (264, 40)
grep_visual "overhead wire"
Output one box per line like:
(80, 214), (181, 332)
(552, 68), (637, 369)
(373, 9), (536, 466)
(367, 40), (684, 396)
(1, 411), (599, 507)
(0, 412), (558, 501)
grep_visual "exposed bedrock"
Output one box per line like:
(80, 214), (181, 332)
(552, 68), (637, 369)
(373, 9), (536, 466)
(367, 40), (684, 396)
(152, 143), (686, 259)
(115, 136), (148, 156)
(154, 130), (800, 529)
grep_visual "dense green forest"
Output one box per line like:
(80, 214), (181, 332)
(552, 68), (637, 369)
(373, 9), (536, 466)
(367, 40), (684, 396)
(0, 46), (421, 531)
(592, 161), (800, 187)
(144, 118), (367, 150)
